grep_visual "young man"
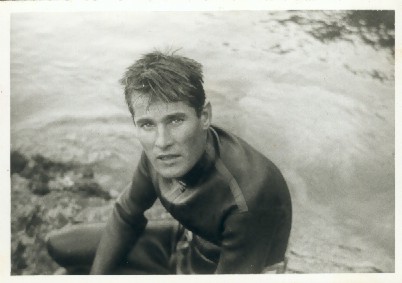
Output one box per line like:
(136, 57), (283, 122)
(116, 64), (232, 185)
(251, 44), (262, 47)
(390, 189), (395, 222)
(47, 51), (292, 274)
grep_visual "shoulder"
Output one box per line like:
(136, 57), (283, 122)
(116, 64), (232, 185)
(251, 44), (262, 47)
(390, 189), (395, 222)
(211, 125), (282, 184)
(211, 126), (290, 211)
(211, 125), (271, 167)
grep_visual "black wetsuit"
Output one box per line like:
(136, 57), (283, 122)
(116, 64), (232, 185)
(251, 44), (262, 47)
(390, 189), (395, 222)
(105, 125), (292, 273)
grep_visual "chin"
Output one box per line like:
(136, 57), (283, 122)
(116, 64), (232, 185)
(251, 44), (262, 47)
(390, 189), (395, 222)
(156, 166), (188, 179)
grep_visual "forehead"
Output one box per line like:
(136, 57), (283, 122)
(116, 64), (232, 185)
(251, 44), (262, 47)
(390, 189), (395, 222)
(131, 95), (196, 120)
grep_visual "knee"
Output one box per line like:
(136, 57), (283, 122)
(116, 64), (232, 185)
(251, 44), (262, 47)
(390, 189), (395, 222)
(46, 227), (78, 267)
(46, 223), (104, 268)
(46, 229), (91, 274)
(46, 229), (65, 264)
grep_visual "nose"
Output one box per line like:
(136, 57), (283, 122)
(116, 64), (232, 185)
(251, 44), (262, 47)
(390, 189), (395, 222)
(154, 125), (173, 149)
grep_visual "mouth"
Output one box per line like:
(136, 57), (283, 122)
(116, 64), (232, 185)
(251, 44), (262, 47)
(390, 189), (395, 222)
(156, 154), (181, 161)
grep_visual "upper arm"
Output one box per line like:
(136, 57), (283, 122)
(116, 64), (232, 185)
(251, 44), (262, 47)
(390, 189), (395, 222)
(91, 153), (157, 274)
(112, 152), (157, 231)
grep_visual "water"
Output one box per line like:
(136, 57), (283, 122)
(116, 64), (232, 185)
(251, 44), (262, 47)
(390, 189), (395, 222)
(10, 11), (394, 270)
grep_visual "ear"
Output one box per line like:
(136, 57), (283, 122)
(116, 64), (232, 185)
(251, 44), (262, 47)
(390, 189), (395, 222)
(200, 101), (212, 130)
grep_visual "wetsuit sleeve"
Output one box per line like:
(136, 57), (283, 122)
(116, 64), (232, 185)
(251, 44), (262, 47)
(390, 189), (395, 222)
(215, 208), (283, 274)
(90, 152), (157, 274)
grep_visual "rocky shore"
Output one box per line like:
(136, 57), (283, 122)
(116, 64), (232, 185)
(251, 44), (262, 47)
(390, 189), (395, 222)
(10, 150), (175, 275)
(11, 150), (115, 275)
(10, 150), (391, 274)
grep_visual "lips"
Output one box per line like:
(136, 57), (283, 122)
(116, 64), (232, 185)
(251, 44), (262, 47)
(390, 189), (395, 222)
(157, 154), (181, 161)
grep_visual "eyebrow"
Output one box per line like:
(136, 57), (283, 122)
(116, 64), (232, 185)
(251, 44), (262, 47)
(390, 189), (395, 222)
(135, 112), (187, 125)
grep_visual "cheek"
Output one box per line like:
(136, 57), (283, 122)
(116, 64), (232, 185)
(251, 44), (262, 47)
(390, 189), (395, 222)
(175, 125), (203, 152)
(137, 131), (155, 150)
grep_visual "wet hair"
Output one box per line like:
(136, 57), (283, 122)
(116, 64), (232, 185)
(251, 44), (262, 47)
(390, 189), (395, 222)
(120, 50), (206, 117)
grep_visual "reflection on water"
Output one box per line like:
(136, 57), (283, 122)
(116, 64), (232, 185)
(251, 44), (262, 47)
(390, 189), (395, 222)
(280, 11), (394, 53)
(11, 11), (394, 271)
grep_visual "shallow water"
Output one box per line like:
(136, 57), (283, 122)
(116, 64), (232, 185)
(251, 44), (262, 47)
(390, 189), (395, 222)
(10, 11), (394, 271)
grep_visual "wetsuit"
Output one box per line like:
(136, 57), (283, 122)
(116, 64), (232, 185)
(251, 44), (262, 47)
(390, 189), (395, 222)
(47, 126), (292, 274)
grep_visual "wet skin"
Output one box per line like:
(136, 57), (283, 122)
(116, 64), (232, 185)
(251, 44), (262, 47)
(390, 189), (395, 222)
(131, 97), (211, 179)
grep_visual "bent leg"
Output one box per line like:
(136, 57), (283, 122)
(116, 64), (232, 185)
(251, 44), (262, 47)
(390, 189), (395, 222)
(46, 220), (182, 274)
(46, 223), (103, 273)
(122, 219), (182, 274)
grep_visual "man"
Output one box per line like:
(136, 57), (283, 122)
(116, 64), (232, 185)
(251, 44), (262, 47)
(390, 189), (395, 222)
(47, 50), (292, 274)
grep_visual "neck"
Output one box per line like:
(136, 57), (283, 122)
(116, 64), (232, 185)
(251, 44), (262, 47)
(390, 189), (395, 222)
(176, 129), (215, 187)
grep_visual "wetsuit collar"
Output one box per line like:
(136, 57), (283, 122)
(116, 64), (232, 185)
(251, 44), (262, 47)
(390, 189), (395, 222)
(176, 128), (217, 187)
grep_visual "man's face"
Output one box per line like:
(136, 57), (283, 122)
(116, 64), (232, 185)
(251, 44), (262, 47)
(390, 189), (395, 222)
(132, 96), (210, 179)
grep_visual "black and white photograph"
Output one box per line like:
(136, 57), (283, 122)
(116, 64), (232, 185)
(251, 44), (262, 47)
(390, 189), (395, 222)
(1, 0), (399, 280)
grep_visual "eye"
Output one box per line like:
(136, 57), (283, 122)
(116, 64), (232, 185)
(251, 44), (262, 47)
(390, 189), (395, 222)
(139, 122), (155, 130)
(170, 117), (184, 125)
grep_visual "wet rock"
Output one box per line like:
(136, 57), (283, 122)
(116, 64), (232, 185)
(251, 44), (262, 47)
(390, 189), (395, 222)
(32, 154), (71, 172)
(29, 176), (50, 195)
(24, 205), (44, 237)
(81, 167), (94, 179)
(48, 175), (74, 191)
(74, 180), (111, 200)
(11, 174), (30, 193)
(74, 203), (113, 223)
(10, 150), (114, 275)
(11, 150), (28, 174)
(11, 241), (28, 273)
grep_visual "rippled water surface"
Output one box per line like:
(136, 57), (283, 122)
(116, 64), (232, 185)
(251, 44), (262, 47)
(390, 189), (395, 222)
(11, 11), (395, 271)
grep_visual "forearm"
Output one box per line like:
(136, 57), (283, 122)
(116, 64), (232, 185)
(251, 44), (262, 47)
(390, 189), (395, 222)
(90, 155), (156, 274)
(90, 221), (135, 274)
(90, 206), (147, 274)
